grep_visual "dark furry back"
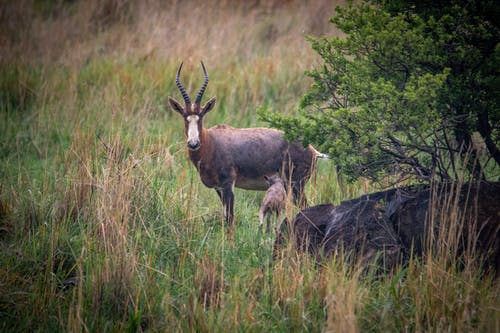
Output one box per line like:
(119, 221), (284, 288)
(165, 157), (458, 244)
(275, 182), (500, 274)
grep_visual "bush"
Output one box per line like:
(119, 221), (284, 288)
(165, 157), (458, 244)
(261, 0), (500, 184)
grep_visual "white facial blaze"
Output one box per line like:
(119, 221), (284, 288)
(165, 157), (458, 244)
(186, 115), (200, 144)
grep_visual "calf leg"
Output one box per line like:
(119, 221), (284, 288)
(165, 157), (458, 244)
(265, 213), (271, 233)
(259, 207), (265, 228)
(275, 211), (283, 234)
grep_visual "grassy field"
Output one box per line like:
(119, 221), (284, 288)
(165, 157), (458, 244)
(1, 1), (498, 332)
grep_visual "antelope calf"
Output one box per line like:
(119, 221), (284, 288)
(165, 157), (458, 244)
(259, 174), (287, 233)
(168, 62), (326, 226)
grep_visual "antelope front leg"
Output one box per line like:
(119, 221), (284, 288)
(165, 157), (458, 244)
(216, 182), (235, 226)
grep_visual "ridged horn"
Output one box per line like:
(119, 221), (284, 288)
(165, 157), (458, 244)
(175, 62), (191, 105)
(195, 61), (209, 105)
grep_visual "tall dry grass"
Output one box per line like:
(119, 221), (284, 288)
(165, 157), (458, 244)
(1, 0), (340, 67)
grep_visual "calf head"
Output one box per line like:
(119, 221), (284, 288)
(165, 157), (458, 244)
(264, 174), (283, 187)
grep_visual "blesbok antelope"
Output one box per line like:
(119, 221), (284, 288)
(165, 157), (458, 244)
(168, 61), (326, 225)
(259, 174), (287, 233)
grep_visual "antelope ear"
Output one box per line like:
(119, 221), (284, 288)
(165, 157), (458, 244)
(168, 97), (185, 116)
(201, 97), (216, 116)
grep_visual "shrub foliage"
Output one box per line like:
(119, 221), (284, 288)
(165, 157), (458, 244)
(261, 0), (500, 184)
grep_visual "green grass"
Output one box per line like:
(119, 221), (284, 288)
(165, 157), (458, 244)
(0, 57), (498, 333)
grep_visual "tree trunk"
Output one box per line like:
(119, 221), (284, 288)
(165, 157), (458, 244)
(477, 108), (500, 167)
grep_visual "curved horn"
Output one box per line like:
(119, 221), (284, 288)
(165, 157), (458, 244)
(195, 61), (209, 105)
(175, 62), (191, 105)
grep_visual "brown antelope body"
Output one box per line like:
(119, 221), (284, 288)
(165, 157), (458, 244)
(168, 62), (325, 225)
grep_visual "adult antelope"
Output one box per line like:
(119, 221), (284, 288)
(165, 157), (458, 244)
(168, 61), (326, 225)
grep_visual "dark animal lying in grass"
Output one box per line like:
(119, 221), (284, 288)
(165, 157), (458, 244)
(275, 182), (500, 274)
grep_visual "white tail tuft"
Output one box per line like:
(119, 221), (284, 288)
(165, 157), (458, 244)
(316, 152), (330, 160)
(310, 146), (330, 160)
